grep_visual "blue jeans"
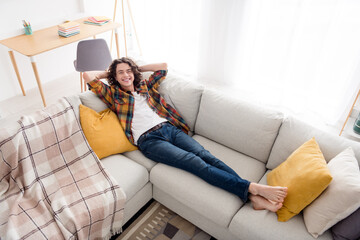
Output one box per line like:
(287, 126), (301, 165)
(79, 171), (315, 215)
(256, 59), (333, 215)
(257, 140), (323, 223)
(137, 123), (250, 202)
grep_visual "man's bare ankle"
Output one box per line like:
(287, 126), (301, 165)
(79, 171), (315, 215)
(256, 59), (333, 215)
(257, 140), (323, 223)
(248, 183), (259, 195)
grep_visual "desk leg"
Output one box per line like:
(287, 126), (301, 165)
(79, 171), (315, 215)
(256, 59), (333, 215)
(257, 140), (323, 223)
(114, 28), (121, 58)
(8, 50), (26, 96)
(30, 57), (47, 107)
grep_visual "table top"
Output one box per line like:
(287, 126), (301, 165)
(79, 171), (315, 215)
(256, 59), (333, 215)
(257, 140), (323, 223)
(0, 18), (121, 57)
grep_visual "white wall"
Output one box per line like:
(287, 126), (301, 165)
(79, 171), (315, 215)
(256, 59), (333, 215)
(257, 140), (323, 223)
(0, 0), (125, 102)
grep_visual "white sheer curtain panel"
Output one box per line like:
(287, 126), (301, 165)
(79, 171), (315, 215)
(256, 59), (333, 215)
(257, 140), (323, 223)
(129, 0), (202, 76)
(130, 0), (360, 127)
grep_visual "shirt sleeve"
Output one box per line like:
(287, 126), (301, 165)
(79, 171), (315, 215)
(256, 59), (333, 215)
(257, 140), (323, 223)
(87, 79), (115, 109)
(146, 70), (168, 90)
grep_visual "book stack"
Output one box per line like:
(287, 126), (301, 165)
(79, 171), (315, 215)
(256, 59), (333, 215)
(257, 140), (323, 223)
(84, 16), (111, 26)
(58, 21), (80, 38)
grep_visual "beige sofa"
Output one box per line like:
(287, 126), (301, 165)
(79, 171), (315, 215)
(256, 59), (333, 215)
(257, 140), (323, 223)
(71, 71), (360, 240)
(3, 71), (360, 239)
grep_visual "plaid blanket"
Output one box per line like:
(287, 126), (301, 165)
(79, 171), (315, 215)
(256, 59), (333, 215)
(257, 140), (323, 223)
(0, 98), (126, 239)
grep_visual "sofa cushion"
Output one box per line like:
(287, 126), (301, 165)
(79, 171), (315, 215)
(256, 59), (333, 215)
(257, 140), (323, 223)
(267, 116), (360, 170)
(228, 172), (333, 240)
(303, 147), (360, 238)
(267, 137), (332, 222)
(153, 186), (239, 240)
(158, 73), (204, 132)
(101, 154), (149, 201)
(331, 207), (360, 240)
(195, 89), (284, 163)
(193, 135), (266, 183)
(150, 163), (242, 228)
(122, 150), (157, 171)
(79, 74), (203, 133)
(79, 105), (137, 159)
(150, 136), (266, 228)
(79, 91), (108, 112)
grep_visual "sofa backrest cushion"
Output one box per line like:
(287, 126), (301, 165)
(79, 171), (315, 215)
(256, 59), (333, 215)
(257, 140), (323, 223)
(158, 73), (204, 132)
(267, 116), (360, 170)
(79, 73), (204, 133)
(195, 89), (284, 163)
(79, 91), (108, 112)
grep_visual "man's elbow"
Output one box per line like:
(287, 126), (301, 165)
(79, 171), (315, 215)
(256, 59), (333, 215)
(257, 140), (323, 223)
(83, 72), (92, 84)
(161, 63), (168, 71)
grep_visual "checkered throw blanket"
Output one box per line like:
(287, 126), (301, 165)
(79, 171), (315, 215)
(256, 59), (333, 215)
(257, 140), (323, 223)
(0, 98), (126, 239)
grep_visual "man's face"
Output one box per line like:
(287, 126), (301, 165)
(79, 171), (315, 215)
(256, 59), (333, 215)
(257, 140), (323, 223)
(115, 63), (135, 91)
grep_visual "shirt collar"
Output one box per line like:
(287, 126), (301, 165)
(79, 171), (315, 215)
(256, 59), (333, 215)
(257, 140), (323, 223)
(136, 81), (148, 94)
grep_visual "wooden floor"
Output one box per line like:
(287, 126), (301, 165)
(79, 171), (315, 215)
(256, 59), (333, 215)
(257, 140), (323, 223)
(0, 71), (81, 123)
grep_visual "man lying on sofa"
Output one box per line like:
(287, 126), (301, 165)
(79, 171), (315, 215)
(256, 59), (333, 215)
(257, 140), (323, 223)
(83, 57), (288, 212)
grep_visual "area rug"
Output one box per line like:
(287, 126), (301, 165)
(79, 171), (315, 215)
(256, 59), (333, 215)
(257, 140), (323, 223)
(116, 201), (215, 240)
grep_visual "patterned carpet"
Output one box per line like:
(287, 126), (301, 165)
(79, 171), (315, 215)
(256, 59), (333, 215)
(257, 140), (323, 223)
(116, 201), (215, 240)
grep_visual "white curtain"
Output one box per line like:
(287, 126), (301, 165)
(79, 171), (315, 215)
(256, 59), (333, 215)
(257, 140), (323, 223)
(129, 0), (360, 127)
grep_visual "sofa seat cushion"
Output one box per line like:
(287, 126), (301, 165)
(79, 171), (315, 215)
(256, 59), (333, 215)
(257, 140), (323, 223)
(150, 136), (266, 228)
(195, 89), (284, 163)
(229, 172), (333, 240)
(151, 163), (242, 228)
(101, 154), (149, 201)
(193, 135), (267, 183)
(123, 150), (157, 171)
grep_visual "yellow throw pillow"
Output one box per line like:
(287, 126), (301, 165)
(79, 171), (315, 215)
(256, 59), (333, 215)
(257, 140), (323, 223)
(79, 104), (137, 159)
(267, 137), (332, 222)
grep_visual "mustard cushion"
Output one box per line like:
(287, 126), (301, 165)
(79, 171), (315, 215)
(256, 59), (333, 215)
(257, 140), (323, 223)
(79, 104), (137, 159)
(267, 137), (332, 222)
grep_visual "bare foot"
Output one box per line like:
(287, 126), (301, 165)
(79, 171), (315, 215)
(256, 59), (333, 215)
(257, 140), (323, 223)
(249, 183), (287, 203)
(249, 195), (283, 212)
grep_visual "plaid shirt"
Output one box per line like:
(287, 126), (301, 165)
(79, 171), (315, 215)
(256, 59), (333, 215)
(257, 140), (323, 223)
(88, 70), (190, 145)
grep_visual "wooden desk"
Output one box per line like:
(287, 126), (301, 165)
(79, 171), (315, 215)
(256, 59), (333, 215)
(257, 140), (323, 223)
(0, 18), (121, 107)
